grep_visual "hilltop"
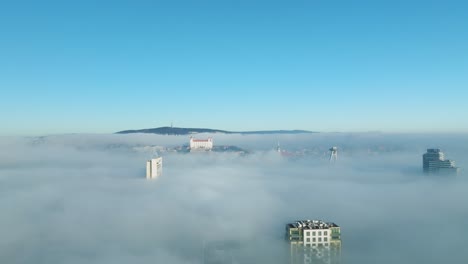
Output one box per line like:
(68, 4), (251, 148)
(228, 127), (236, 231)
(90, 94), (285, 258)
(116, 127), (315, 135)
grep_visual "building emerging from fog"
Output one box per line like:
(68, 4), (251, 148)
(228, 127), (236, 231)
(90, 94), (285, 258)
(329, 147), (338, 163)
(423, 149), (459, 175)
(189, 137), (213, 152)
(146, 157), (162, 179)
(286, 220), (341, 264)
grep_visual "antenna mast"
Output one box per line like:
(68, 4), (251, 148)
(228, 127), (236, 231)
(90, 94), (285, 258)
(329, 147), (338, 163)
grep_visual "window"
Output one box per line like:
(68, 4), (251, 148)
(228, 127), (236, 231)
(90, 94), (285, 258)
(306, 231), (310, 236)
(313, 238), (316, 242)
(312, 231), (316, 236)
(306, 238), (310, 242)
(318, 231), (322, 236)
(324, 237), (328, 242)
(318, 237), (322, 242)
(324, 231), (327, 235)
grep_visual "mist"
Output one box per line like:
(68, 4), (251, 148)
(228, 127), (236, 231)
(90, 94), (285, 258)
(0, 133), (467, 264)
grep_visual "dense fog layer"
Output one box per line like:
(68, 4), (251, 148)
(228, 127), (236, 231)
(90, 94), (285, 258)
(0, 133), (467, 264)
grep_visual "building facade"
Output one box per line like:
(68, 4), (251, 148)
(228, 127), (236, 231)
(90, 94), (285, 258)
(146, 157), (162, 179)
(286, 220), (341, 264)
(189, 137), (213, 152)
(423, 149), (459, 175)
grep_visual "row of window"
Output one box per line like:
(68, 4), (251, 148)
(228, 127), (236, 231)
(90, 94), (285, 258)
(304, 243), (330, 247)
(305, 231), (328, 236)
(306, 237), (328, 242)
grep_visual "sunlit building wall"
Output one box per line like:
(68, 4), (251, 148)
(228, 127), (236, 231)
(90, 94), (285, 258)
(286, 220), (341, 264)
(146, 157), (162, 179)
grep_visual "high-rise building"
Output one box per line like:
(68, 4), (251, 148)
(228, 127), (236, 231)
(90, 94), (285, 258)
(286, 220), (341, 264)
(146, 157), (162, 179)
(423, 149), (459, 175)
(189, 137), (213, 152)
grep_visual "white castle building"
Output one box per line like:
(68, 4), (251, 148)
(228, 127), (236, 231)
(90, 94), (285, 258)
(189, 137), (213, 152)
(146, 157), (162, 179)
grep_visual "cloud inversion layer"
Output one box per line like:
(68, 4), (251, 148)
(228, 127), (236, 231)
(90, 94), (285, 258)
(0, 133), (467, 264)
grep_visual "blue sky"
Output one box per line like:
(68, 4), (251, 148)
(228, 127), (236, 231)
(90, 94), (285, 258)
(1, 0), (467, 135)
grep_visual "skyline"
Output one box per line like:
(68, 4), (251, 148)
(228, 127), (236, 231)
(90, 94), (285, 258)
(1, 0), (468, 135)
(1, 133), (467, 263)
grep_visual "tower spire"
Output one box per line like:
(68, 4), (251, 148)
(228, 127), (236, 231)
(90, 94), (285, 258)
(329, 147), (338, 163)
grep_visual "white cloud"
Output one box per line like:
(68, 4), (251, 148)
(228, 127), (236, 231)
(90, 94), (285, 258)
(0, 133), (466, 263)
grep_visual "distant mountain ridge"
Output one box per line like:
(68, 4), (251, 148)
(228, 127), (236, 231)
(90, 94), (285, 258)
(116, 127), (316, 135)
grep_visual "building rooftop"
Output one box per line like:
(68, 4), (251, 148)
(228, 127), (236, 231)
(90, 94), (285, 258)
(287, 220), (339, 230)
(427, 148), (441, 153)
(190, 137), (213, 142)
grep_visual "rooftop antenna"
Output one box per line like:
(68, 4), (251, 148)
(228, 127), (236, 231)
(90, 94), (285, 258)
(277, 142), (281, 153)
(329, 147), (338, 163)
(171, 122), (173, 128)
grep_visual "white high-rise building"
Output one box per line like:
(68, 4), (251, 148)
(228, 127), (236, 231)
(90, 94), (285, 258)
(286, 220), (341, 264)
(189, 137), (213, 152)
(286, 220), (341, 247)
(146, 157), (162, 179)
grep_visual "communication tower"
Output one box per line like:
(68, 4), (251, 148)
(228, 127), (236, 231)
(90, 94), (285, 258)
(329, 147), (338, 163)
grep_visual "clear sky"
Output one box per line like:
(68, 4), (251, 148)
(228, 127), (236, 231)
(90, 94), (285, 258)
(1, 0), (467, 135)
